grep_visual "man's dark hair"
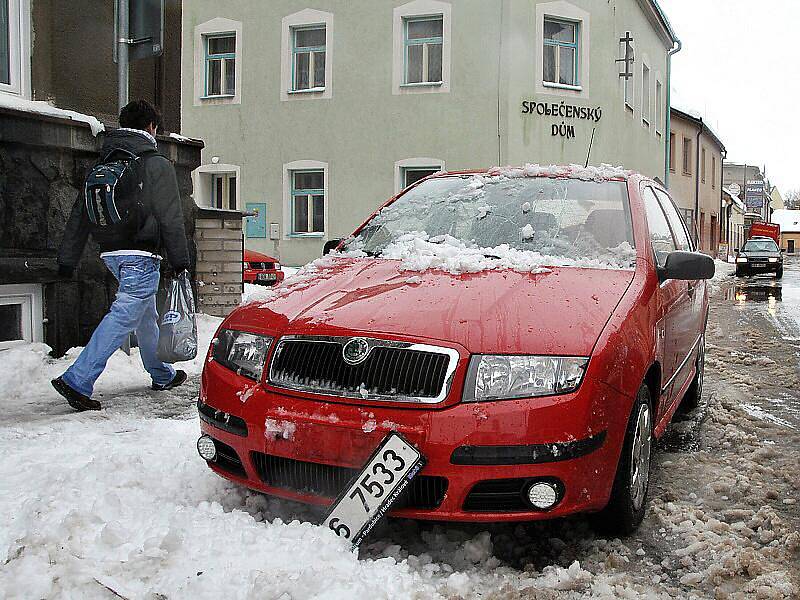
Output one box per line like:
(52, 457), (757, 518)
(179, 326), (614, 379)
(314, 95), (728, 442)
(119, 99), (162, 131)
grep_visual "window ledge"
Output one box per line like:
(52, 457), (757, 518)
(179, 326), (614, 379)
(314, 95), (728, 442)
(400, 81), (444, 88)
(288, 233), (325, 238)
(625, 103), (634, 113)
(543, 81), (582, 92)
(288, 87), (326, 94)
(200, 94), (236, 100)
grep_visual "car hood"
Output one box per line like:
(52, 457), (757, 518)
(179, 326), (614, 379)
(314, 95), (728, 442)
(227, 258), (635, 356)
(244, 249), (278, 262)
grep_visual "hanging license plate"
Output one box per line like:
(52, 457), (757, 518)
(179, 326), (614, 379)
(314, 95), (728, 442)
(322, 432), (425, 548)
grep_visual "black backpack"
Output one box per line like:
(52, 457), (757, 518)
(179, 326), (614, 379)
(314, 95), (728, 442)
(83, 148), (157, 236)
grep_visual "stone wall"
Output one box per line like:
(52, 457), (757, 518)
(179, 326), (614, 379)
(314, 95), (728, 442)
(0, 106), (202, 356)
(195, 209), (245, 317)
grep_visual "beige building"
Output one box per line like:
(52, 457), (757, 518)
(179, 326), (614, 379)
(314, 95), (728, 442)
(667, 107), (725, 256)
(181, 0), (680, 266)
(722, 187), (746, 256)
(772, 209), (800, 254)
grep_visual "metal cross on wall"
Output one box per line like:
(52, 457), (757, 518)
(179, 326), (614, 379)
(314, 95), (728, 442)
(617, 32), (635, 79)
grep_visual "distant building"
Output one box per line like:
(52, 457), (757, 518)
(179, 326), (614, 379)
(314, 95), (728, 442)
(722, 187), (746, 256)
(181, 0), (680, 266)
(771, 209), (800, 254)
(667, 107), (725, 256)
(770, 187), (785, 212)
(723, 163), (771, 223)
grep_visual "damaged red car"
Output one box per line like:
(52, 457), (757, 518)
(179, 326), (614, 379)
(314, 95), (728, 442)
(197, 167), (714, 534)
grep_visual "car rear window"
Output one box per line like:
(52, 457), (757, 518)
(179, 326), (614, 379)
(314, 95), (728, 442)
(345, 175), (636, 269)
(743, 239), (778, 252)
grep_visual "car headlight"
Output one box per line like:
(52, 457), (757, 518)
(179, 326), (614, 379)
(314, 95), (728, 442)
(275, 262), (282, 270)
(463, 355), (589, 402)
(736, 257), (748, 263)
(768, 257), (778, 263)
(212, 329), (273, 380)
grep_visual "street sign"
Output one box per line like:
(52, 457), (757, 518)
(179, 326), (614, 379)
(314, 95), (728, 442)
(728, 183), (741, 196)
(744, 180), (765, 210)
(114, 0), (165, 63)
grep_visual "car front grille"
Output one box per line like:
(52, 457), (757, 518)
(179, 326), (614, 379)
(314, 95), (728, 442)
(198, 400), (248, 436)
(251, 452), (448, 510)
(463, 479), (531, 512)
(249, 262), (275, 270)
(268, 336), (458, 403)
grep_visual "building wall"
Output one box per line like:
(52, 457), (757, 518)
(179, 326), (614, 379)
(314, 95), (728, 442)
(667, 111), (723, 255)
(781, 232), (800, 254)
(181, 0), (674, 266)
(29, 0), (182, 132)
(723, 164), (769, 222)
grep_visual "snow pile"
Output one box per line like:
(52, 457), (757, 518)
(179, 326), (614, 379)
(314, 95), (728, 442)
(374, 232), (636, 275)
(487, 163), (632, 182)
(709, 259), (736, 294)
(0, 94), (105, 135)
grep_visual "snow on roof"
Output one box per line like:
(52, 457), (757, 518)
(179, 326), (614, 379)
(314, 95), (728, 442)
(0, 93), (105, 136)
(722, 187), (745, 211)
(771, 209), (800, 233)
(486, 163), (631, 182)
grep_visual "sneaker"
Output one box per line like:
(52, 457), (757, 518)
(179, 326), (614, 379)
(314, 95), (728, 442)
(51, 377), (102, 411)
(152, 369), (187, 391)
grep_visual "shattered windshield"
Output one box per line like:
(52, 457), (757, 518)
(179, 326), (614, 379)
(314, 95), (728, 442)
(343, 175), (636, 270)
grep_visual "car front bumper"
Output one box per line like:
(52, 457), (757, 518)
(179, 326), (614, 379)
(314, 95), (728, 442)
(197, 361), (633, 522)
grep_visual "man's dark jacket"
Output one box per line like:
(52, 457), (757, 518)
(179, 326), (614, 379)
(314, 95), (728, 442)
(57, 129), (190, 272)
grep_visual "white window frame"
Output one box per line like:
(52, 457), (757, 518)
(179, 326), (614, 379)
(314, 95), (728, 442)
(655, 78), (663, 137)
(641, 60), (650, 128)
(0, 283), (42, 349)
(193, 163), (241, 210)
(394, 157), (444, 194)
(281, 9), (333, 101)
(193, 18), (242, 106)
(0, 0), (30, 97)
(392, 0), (451, 95)
(535, 1), (590, 97)
(283, 160), (328, 239)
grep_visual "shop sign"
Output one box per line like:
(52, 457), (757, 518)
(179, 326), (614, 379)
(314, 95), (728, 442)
(521, 99), (602, 139)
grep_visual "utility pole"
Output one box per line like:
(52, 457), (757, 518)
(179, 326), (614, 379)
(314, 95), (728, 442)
(117, 0), (130, 112)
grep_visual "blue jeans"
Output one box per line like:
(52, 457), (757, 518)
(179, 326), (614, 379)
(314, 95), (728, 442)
(61, 255), (175, 397)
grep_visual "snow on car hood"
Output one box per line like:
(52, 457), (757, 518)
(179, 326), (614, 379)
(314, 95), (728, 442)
(229, 257), (635, 356)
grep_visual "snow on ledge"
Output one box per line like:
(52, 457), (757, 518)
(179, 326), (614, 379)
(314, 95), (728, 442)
(0, 94), (105, 136)
(487, 163), (632, 182)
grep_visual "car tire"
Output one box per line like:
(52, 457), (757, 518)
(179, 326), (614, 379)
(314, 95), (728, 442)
(776, 268), (783, 279)
(735, 268), (745, 277)
(680, 335), (705, 413)
(591, 384), (653, 536)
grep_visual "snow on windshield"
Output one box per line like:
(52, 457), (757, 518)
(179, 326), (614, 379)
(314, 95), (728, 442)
(341, 169), (636, 274)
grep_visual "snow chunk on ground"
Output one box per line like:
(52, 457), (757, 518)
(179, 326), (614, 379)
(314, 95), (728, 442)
(0, 94), (105, 135)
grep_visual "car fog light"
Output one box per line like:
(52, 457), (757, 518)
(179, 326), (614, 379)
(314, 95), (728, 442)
(527, 481), (559, 509)
(197, 435), (217, 461)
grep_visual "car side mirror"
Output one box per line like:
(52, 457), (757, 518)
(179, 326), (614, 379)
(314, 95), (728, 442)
(323, 238), (344, 256)
(659, 251), (715, 282)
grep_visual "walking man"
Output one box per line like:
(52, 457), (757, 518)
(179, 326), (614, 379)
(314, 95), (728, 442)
(52, 100), (190, 411)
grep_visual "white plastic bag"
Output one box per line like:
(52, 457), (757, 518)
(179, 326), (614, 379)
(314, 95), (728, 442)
(157, 271), (198, 363)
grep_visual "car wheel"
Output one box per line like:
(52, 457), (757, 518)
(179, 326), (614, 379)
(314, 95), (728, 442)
(591, 384), (653, 536)
(680, 335), (705, 413)
(735, 268), (745, 277)
(776, 268), (783, 279)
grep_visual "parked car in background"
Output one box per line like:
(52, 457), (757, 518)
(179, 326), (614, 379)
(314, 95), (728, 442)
(735, 237), (783, 279)
(243, 249), (284, 286)
(198, 167), (714, 536)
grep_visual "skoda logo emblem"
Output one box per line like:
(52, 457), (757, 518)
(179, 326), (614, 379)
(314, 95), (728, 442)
(342, 337), (370, 365)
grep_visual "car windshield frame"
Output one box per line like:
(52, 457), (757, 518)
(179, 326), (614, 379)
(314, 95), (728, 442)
(742, 239), (779, 253)
(343, 174), (637, 270)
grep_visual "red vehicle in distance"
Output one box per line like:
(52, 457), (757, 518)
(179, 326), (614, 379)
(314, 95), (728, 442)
(243, 249), (284, 286)
(198, 167), (714, 535)
(747, 222), (780, 246)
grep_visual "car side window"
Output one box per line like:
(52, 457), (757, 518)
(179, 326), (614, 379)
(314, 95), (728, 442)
(641, 186), (676, 268)
(654, 189), (692, 251)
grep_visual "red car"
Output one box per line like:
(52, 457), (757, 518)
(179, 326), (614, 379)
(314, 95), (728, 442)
(198, 167), (714, 535)
(243, 249), (284, 286)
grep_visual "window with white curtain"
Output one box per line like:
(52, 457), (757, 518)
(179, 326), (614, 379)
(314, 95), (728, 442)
(0, 0), (27, 95)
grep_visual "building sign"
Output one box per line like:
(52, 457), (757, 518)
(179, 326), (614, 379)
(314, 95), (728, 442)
(245, 202), (267, 238)
(744, 180), (765, 210)
(521, 99), (603, 139)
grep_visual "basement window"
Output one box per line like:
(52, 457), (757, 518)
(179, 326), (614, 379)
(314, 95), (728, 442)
(0, 284), (43, 350)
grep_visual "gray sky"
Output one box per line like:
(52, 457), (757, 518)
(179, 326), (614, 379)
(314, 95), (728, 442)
(662, 0), (800, 194)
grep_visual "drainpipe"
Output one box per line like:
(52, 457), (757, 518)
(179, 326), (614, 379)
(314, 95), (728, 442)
(720, 148), (727, 252)
(694, 120), (702, 248)
(664, 39), (682, 187)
